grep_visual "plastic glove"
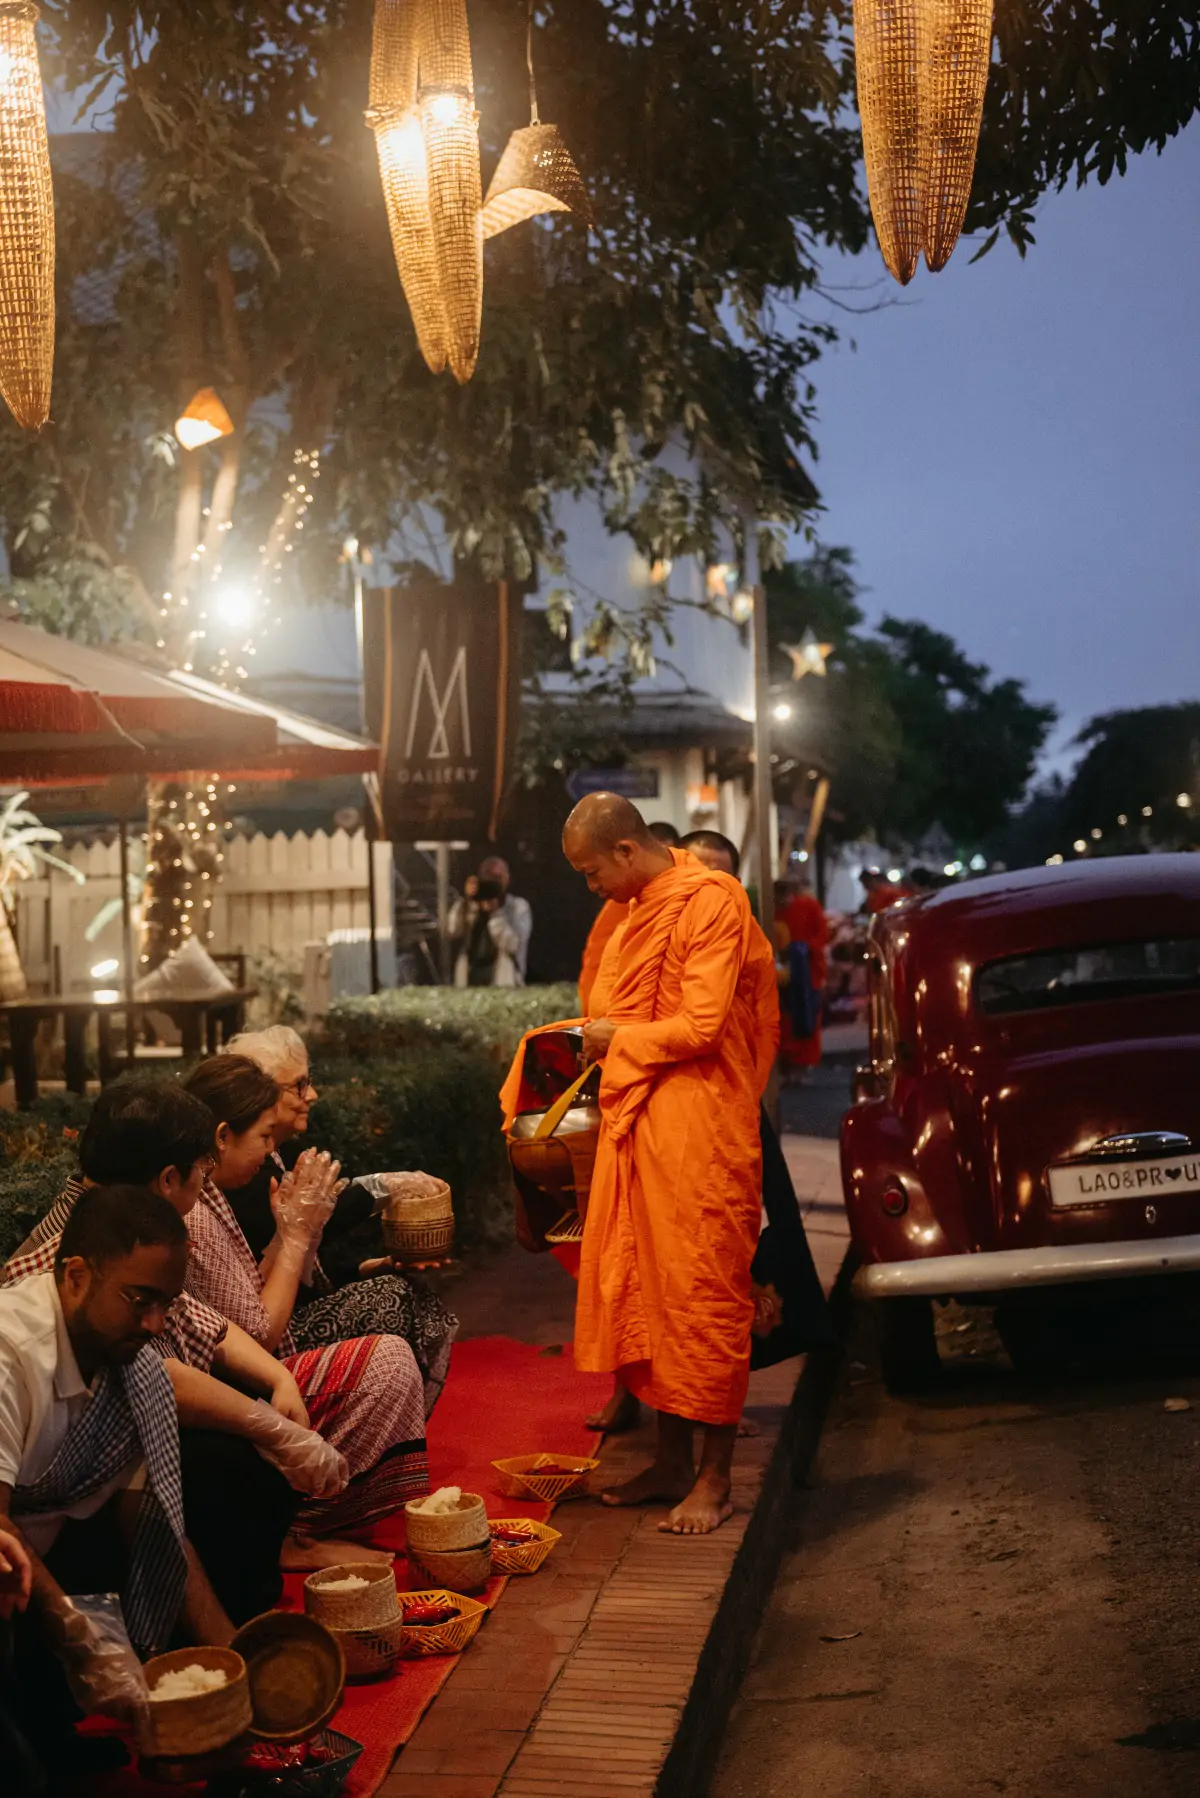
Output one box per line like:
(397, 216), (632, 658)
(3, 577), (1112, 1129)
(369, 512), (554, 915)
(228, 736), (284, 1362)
(52, 1595), (150, 1720)
(241, 1398), (349, 1499)
(272, 1150), (343, 1252)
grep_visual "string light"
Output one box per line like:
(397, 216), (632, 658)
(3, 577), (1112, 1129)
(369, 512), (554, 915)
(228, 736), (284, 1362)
(1047, 794), (1198, 866)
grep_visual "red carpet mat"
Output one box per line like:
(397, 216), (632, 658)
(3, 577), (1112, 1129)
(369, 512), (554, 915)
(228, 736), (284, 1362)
(88, 1336), (608, 1798)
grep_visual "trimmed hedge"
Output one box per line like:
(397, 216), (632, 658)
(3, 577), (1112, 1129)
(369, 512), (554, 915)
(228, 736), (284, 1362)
(311, 1049), (512, 1254)
(0, 1097), (91, 1259)
(0, 1042), (517, 1265)
(318, 984), (579, 1066)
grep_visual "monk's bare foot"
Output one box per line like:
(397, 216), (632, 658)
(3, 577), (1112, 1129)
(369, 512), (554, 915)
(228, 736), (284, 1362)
(586, 1388), (641, 1434)
(658, 1470), (734, 1535)
(736, 1415), (761, 1438)
(281, 1533), (395, 1572)
(600, 1462), (693, 1508)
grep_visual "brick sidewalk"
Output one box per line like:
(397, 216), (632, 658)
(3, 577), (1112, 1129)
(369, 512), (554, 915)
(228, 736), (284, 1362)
(381, 1136), (849, 1798)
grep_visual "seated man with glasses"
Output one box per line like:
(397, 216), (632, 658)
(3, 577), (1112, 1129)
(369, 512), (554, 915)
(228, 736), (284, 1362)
(2, 1078), (346, 1624)
(0, 1185), (235, 1786)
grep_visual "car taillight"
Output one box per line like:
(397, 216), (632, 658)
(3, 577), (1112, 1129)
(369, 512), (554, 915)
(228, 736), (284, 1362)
(881, 1180), (908, 1217)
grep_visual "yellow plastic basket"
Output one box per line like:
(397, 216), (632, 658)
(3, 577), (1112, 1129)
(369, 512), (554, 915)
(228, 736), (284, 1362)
(491, 1453), (599, 1503)
(488, 1518), (562, 1575)
(397, 1588), (487, 1657)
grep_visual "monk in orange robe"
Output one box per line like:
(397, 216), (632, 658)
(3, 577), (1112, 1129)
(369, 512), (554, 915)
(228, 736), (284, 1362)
(563, 794), (764, 1534)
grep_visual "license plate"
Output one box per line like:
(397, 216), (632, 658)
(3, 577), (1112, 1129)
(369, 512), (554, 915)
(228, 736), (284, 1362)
(1048, 1152), (1200, 1207)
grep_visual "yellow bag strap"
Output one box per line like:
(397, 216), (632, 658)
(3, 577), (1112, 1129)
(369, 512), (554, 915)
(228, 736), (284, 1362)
(533, 1063), (597, 1140)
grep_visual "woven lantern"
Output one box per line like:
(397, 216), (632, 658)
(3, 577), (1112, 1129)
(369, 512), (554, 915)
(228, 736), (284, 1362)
(0, 1), (54, 430)
(917, 0), (993, 271)
(174, 386), (235, 451)
(482, 122), (593, 242)
(368, 0), (481, 384)
(853, 0), (993, 283)
(418, 0), (482, 384)
(368, 0), (449, 375)
(481, 4), (592, 242)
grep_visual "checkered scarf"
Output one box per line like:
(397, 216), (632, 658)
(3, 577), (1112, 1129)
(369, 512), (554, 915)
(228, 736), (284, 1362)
(11, 1346), (187, 1656)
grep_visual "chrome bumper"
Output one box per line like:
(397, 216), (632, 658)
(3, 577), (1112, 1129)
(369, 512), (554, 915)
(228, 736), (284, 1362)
(854, 1233), (1200, 1300)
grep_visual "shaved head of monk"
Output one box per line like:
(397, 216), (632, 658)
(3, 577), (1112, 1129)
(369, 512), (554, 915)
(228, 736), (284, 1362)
(562, 793), (675, 904)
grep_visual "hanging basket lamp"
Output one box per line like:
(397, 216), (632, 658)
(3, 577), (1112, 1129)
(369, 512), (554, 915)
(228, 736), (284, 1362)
(174, 385), (235, 452)
(368, 0), (481, 384)
(482, 1), (592, 242)
(854, 0), (993, 284)
(482, 120), (593, 241)
(0, 0), (54, 430)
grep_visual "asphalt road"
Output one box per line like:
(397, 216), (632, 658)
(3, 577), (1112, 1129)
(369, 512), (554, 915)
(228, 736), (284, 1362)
(714, 1299), (1200, 1798)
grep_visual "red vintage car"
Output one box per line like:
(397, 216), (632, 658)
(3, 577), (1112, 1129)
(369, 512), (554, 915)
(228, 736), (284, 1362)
(842, 853), (1200, 1387)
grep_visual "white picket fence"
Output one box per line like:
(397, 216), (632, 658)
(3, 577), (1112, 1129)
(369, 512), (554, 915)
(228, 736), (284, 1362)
(13, 828), (393, 996)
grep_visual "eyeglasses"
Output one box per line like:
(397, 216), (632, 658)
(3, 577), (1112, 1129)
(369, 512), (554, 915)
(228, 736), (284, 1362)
(116, 1287), (187, 1324)
(284, 1074), (314, 1099)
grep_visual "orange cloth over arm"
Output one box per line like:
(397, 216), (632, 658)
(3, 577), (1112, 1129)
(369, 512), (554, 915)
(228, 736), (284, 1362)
(576, 856), (764, 1425)
(746, 919), (780, 1094)
(578, 899), (629, 1014)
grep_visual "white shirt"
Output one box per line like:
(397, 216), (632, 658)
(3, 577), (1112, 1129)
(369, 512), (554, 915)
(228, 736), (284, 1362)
(0, 1271), (140, 1553)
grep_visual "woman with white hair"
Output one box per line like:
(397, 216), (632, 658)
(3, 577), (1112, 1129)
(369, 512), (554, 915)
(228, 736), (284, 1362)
(221, 1027), (458, 1412)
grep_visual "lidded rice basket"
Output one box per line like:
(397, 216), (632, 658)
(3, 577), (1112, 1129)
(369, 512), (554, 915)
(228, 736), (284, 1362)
(379, 1171), (454, 1261)
(136, 1646), (252, 1758)
(405, 1490), (491, 1592)
(304, 1561), (401, 1631)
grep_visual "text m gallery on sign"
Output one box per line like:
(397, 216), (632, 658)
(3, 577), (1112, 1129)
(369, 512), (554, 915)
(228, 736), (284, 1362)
(364, 575), (522, 842)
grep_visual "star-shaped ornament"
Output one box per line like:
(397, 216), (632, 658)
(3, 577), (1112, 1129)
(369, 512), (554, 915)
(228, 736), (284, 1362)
(781, 627), (833, 680)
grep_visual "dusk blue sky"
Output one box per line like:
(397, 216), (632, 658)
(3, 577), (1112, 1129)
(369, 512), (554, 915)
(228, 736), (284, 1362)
(801, 123), (1200, 773)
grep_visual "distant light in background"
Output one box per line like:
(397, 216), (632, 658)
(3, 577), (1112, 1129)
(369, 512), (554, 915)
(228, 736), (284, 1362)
(969, 853), (987, 871)
(1073, 839), (1088, 853)
(1046, 854), (1064, 865)
(92, 988), (119, 1004)
(887, 867), (903, 881)
(1178, 792), (1192, 808)
(772, 701), (792, 721)
(89, 958), (118, 979)
(214, 586), (256, 630)
(174, 386), (234, 451)
(943, 860), (964, 876)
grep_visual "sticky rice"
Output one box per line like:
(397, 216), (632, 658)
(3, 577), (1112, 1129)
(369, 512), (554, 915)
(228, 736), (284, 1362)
(150, 1664), (228, 1702)
(412, 1484), (463, 1514)
(315, 1573), (371, 1592)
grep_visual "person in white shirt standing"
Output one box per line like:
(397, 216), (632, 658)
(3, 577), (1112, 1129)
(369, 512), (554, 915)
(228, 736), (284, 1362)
(478, 855), (533, 983)
(0, 1184), (234, 1787)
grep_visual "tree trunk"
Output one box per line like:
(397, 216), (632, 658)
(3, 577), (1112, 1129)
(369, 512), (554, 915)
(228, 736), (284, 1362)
(0, 896), (28, 1001)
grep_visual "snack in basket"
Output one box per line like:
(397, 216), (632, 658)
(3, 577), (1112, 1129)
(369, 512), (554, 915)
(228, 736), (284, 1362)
(489, 1525), (536, 1546)
(402, 1597), (462, 1626)
(532, 1463), (588, 1477)
(245, 1739), (333, 1771)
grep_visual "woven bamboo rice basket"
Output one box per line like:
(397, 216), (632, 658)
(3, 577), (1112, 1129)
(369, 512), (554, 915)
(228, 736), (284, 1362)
(381, 1176), (454, 1261)
(398, 1588), (488, 1657)
(303, 1562), (401, 1631)
(0, 2), (54, 429)
(489, 1518), (562, 1576)
(417, 0), (481, 384)
(408, 1540), (492, 1593)
(405, 1490), (487, 1553)
(492, 1453), (599, 1503)
(917, 0), (994, 271)
(136, 1647), (251, 1759)
(331, 1614), (407, 1680)
(368, 0), (447, 374)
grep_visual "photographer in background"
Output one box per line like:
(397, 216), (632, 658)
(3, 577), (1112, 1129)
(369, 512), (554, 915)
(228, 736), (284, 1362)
(448, 874), (522, 987)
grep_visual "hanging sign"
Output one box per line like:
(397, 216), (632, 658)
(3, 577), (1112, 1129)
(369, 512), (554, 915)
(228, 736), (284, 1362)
(364, 574), (522, 842)
(565, 767), (660, 804)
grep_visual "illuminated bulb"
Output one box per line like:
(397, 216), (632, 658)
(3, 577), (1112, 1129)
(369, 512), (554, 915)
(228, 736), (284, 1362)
(426, 89), (465, 127)
(1046, 854), (1064, 866)
(1073, 839), (1087, 854)
(89, 958), (119, 979)
(1178, 793), (1192, 809)
(214, 585), (256, 629)
(772, 702), (793, 721)
(887, 868), (903, 882)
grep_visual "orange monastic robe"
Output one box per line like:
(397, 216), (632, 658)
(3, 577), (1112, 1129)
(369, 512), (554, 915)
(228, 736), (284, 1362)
(577, 849), (764, 1425)
(579, 899), (629, 1013)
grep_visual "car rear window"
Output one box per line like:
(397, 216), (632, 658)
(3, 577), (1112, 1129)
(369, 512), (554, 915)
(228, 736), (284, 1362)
(976, 938), (1200, 1016)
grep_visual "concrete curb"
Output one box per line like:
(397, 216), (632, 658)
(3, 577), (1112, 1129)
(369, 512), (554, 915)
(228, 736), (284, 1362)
(656, 1251), (857, 1797)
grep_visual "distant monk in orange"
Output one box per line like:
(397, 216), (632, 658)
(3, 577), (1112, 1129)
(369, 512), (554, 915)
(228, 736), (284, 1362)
(577, 821), (680, 1012)
(563, 794), (762, 1535)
